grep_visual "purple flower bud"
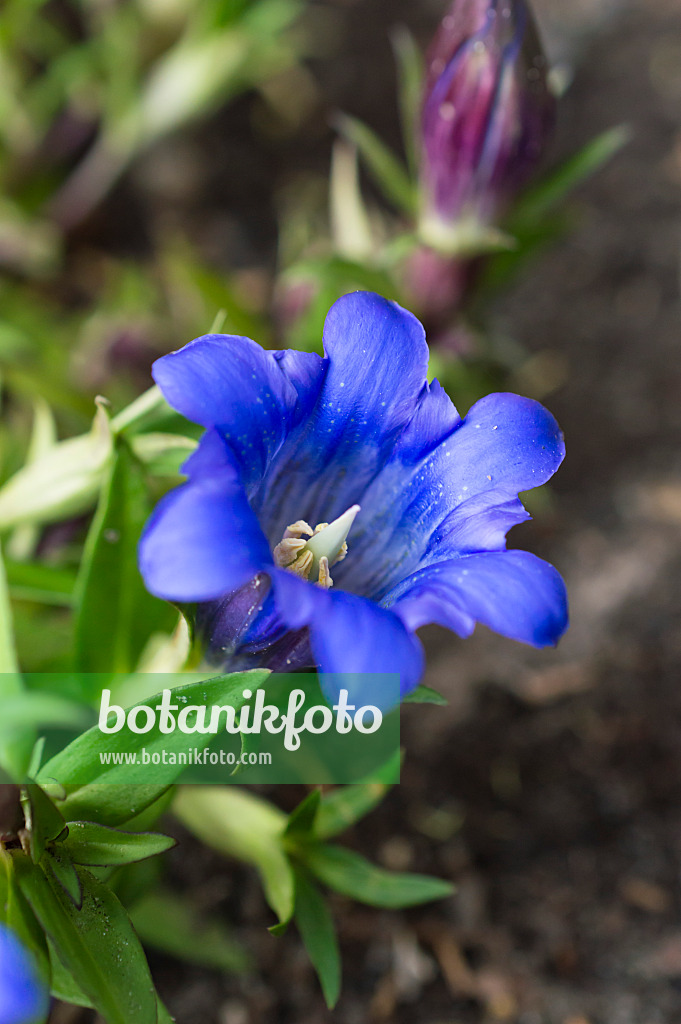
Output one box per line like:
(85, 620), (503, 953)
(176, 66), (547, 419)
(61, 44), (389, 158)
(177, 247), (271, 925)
(421, 0), (555, 249)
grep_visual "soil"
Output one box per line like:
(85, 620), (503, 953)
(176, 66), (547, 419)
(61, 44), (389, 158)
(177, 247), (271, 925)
(50, 0), (681, 1021)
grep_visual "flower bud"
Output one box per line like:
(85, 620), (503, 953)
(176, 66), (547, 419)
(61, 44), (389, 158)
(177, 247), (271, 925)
(420, 0), (555, 252)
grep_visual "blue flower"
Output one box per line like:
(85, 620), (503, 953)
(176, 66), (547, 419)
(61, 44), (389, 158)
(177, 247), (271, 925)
(0, 924), (48, 1024)
(139, 291), (567, 700)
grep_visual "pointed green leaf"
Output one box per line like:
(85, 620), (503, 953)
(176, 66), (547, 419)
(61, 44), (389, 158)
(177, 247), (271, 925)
(0, 543), (34, 779)
(63, 822), (176, 866)
(5, 559), (76, 607)
(174, 787), (294, 926)
(74, 438), (176, 673)
(129, 889), (251, 973)
(316, 781), (394, 841)
(390, 25), (423, 177)
(335, 113), (417, 214)
(402, 684), (448, 706)
(511, 125), (631, 229)
(44, 846), (82, 908)
(38, 669), (269, 824)
(130, 432), (198, 478)
(48, 944), (94, 1008)
(13, 852), (157, 1024)
(302, 844), (454, 909)
(294, 867), (341, 1009)
(52, 785), (174, 829)
(284, 790), (321, 840)
(0, 402), (113, 531)
(21, 783), (67, 862)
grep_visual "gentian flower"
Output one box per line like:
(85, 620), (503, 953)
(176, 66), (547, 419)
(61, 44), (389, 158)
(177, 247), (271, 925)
(0, 924), (48, 1024)
(139, 291), (567, 701)
(420, 0), (555, 251)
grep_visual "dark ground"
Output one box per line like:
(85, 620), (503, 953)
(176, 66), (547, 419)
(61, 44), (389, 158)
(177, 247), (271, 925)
(52, 0), (681, 1021)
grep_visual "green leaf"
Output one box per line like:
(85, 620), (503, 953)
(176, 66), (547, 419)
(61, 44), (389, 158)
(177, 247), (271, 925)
(130, 432), (197, 478)
(294, 867), (341, 1009)
(330, 141), (374, 261)
(44, 846), (82, 908)
(129, 889), (251, 973)
(38, 669), (269, 824)
(5, 559), (77, 607)
(510, 125), (631, 229)
(284, 790), (321, 840)
(7, 397), (58, 563)
(13, 852), (157, 1024)
(20, 783), (67, 862)
(316, 779), (395, 842)
(0, 543), (34, 779)
(0, 549), (21, 669)
(390, 25), (423, 178)
(51, 785), (174, 829)
(0, 848), (50, 987)
(302, 844), (454, 909)
(0, 401), (113, 531)
(0, 692), (91, 733)
(49, 941), (94, 1008)
(63, 822), (176, 866)
(174, 787), (294, 926)
(111, 385), (172, 435)
(402, 684), (448, 706)
(335, 113), (417, 214)
(73, 438), (175, 673)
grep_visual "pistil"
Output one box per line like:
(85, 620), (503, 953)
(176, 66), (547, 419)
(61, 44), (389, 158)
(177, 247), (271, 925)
(273, 505), (360, 589)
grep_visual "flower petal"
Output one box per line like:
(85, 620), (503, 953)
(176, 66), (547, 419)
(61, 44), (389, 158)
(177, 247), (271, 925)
(139, 431), (271, 602)
(334, 391), (561, 599)
(389, 549), (568, 648)
(259, 292), (430, 538)
(153, 335), (325, 489)
(270, 569), (424, 701)
(0, 924), (48, 1024)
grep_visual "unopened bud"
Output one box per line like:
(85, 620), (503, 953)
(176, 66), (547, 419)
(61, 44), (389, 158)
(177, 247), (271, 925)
(420, 0), (555, 253)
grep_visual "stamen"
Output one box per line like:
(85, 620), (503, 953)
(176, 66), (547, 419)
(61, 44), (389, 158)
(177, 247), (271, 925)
(273, 505), (360, 588)
(318, 556), (333, 590)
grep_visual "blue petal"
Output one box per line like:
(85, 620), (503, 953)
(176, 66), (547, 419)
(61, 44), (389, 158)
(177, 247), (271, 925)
(422, 490), (531, 561)
(257, 292), (430, 539)
(388, 550), (568, 648)
(436, 392), (565, 500)
(333, 391), (564, 599)
(0, 925), (48, 1024)
(153, 334), (325, 489)
(270, 569), (424, 700)
(139, 431), (271, 602)
(196, 574), (282, 659)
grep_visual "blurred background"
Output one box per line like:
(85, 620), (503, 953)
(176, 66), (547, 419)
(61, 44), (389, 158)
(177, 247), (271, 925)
(3, 0), (681, 1021)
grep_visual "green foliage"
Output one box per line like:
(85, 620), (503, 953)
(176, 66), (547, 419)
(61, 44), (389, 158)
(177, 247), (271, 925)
(403, 684), (448, 706)
(13, 852), (158, 1024)
(38, 669), (269, 820)
(129, 889), (252, 973)
(301, 843), (454, 908)
(335, 113), (417, 215)
(73, 437), (176, 675)
(294, 867), (341, 1009)
(174, 787), (295, 927)
(175, 783), (454, 1003)
(62, 822), (176, 867)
